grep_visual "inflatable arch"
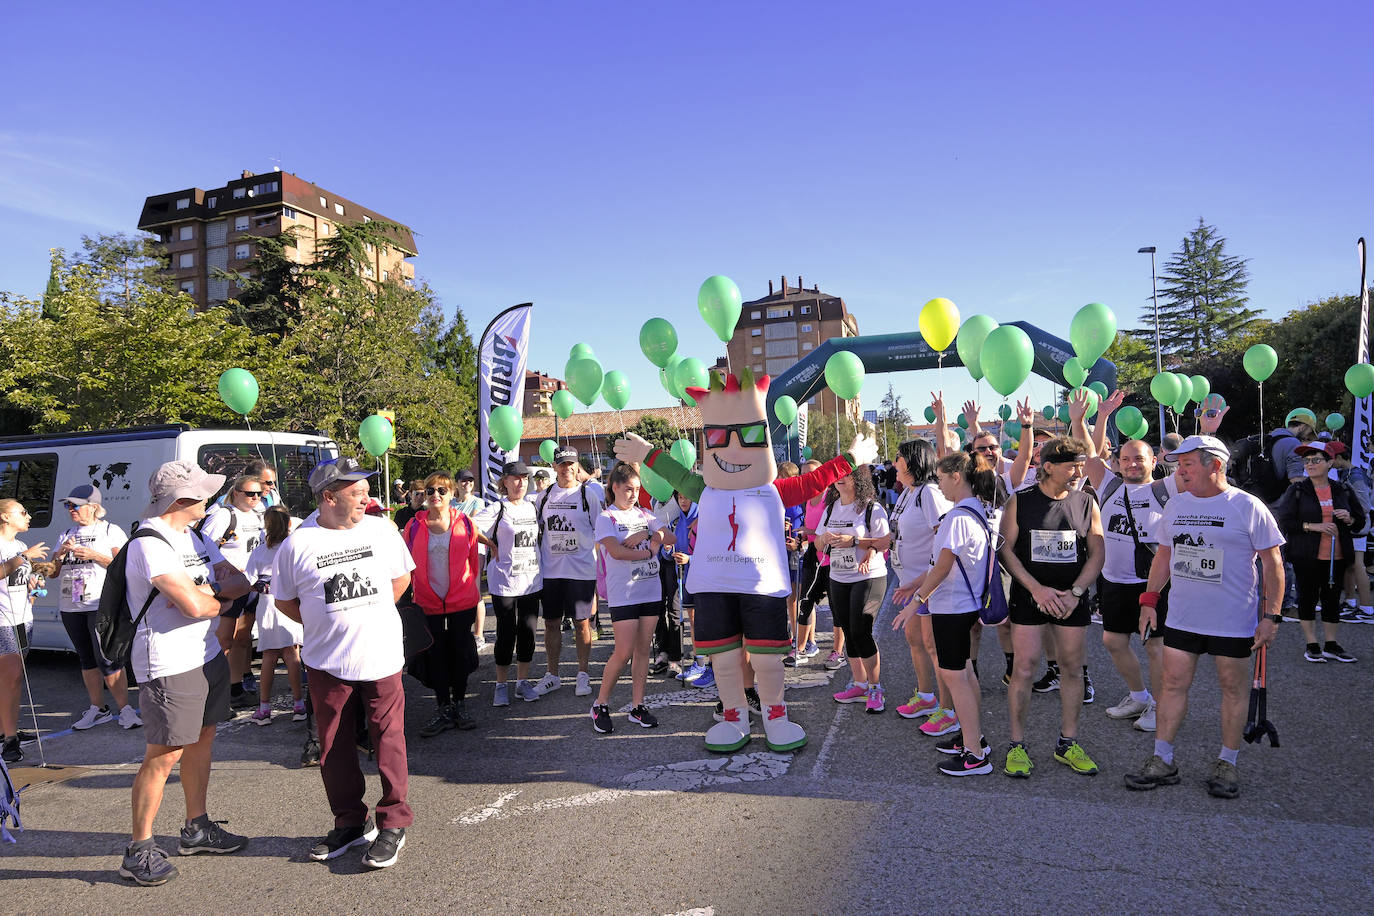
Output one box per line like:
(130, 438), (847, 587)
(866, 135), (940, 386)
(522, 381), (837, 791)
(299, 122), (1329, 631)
(765, 321), (1117, 456)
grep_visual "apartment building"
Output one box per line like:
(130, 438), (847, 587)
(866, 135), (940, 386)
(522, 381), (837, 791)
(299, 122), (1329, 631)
(136, 169), (417, 308)
(524, 370), (568, 416)
(729, 276), (859, 416)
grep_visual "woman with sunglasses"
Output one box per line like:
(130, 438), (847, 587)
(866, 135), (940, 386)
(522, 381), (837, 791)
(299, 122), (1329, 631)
(0, 499), (49, 763)
(198, 474), (267, 708)
(405, 473), (483, 734)
(49, 485), (141, 731)
(1272, 441), (1366, 663)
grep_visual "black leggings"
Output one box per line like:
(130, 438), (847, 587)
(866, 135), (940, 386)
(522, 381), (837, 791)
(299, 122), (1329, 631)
(829, 575), (886, 658)
(798, 545), (830, 625)
(1294, 556), (1352, 624)
(492, 593), (540, 667)
(656, 559), (684, 661)
(424, 607), (478, 706)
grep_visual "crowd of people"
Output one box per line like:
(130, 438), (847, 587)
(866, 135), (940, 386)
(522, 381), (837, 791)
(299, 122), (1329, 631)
(0, 386), (1368, 882)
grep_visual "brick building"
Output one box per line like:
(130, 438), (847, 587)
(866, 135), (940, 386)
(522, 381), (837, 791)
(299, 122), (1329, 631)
(524, 370), (567, 416)
(136, 169), (416, 308)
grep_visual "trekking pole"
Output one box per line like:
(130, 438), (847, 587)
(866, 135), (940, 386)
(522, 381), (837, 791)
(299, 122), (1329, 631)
(1329, 535), (1337, 587)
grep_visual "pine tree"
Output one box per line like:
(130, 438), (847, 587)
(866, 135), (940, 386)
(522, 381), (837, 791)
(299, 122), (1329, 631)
(41, 254), (62, 319)
(1149, 219), (1262, 356)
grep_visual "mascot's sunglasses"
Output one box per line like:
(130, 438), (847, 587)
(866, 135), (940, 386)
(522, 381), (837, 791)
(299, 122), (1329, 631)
(705, 422), (768, 448)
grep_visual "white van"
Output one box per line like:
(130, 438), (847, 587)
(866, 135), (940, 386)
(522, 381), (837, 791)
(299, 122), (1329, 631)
(0, 424), (339, 651)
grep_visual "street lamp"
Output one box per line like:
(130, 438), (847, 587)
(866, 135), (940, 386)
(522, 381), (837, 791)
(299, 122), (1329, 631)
(1138, 246), (1165, 437)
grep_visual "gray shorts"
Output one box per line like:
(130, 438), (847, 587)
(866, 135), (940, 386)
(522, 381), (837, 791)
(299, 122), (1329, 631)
(141, 652), (230, 747)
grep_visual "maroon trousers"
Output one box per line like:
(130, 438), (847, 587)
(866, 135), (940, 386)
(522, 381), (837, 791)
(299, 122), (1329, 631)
(312, 669), (414, 829)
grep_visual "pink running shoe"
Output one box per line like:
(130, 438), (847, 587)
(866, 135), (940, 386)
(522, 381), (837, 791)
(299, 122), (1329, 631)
(919, 708), (960, 737)
(865, 685), (885, 714)
(897, 694), (939, 720)
(249, 707), (272, 727)
(833, 682), (868, 703)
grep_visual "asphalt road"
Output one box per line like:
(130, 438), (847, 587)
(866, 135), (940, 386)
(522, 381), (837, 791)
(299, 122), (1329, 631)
(4, 586), (1373, 915)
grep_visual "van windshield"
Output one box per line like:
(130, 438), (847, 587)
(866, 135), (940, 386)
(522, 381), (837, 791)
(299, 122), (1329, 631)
(197, 441), (336, 517)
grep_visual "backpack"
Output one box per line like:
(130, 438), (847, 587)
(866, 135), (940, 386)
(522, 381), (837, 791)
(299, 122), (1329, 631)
(536, 482), (593, 547)
(948, 506), (1010, 626)
(194, 506), (236, 547)
(1228, 433), (1287, 503)
(95, 528), (172, 667)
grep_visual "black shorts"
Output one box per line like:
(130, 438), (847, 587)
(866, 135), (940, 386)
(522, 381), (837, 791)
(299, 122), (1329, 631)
(61, 610), (120, 675)
(1162, 626), (1252, 659)
(692, 592), (790, 655)
(220, 592), (258, 621)
(1009, 584), (1091, 627)
(541, 577), (596, 621)
(608, 601), (660, 623)
(930, 612), (980, 671)
(1098, 579), (1169, 636)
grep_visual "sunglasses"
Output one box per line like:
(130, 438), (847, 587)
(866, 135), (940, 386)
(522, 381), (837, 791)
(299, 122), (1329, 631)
(237, 489), (264, 498)
(63, 502), (83, 510)
(974, 444), (999, 453)
(425, 486), (450, 496)
(704, 422), (768, 449)
(1301, 454), (1330, 464)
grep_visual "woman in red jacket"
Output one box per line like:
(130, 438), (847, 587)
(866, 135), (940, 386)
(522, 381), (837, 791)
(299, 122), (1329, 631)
(405, 472), (485, 736)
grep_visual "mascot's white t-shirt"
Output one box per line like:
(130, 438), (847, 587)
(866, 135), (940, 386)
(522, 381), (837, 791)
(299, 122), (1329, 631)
(687, 484), (790, 599)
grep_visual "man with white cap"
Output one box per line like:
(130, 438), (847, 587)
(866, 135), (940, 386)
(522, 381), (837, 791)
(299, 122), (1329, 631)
(1124, 435), (1284, 800)
(120, 461), (252, 886)
(534, 446), (603, 697)
(273, 456), (416, 869)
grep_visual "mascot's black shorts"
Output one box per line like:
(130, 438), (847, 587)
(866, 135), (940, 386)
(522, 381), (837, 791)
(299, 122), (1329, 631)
(692, 592), (790, 655)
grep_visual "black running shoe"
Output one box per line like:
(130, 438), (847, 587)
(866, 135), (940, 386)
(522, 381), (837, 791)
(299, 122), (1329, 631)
(1032, 664), (1061, 693)
(362, 827), (405, 869)
(1082, 669), (1095, 705)
(1, 736), (21, 764)
(935, 731), (990, 757)
(419, 708), (454, 738)
(119, 840), (179, 886)
(745, 687), (762, 717)
(449, 701), (477, 730)
(591, 704), (613, 734)
(178, 816), (248, 855)
(309, 818), (378, 861)
(628, 705), (659, 728)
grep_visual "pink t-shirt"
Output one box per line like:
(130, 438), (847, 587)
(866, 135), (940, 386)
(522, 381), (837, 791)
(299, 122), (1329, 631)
(803, 499), (830, 567)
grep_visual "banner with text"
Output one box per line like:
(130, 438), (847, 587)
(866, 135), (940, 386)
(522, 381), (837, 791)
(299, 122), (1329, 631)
(478, 303), (533, 504)
(1353, 239), (1370, 474)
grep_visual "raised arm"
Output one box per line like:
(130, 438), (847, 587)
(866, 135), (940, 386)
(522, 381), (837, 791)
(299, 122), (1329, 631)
(614, 433), (705, 502)
(1009, 399), (1034, 489)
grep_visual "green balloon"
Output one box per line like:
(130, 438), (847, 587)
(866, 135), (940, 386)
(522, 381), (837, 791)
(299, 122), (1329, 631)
(1069, 302), (1118, 366)
(1003, 440), (1017, 452)
(956, 314), (999, 382)
(800, 447), (813, 461)
(359, 414), (394, 457)
(1189, 374), (1210, 402)
(924, 406), (937, 423)
(824, 351), (866, 400)
(1062, 357), (1087, 389)
(639, 461), (675, 503)
(670, 439), (697, 467)
(569, 342), (595, 362)
(697, 275), (743, 343)
(1327, 412), (1346, 432)
(1088, 381), (1109, 400)
(1126, 416), (1149, 440)
(566, 357), (604, 407)
(1172, 392), (1191, 415)
(217, 368), (259, 415)
(639, 318), (678, 369)
(956, 413), (968, 429)
(662, 353), (685, 400)
(1150, 372), (1183, 406)
(601, 370), (631, 411)
(980, 325), (1034, 397)
(674, 357), (710, 406)
(956, 427), (967, 443)
(1004, 420), (1022, 440)
(998, 404), (1013, 420)
(539, 439), (557, 464)
(1115, 405), (1144, 434)
(1346, 363), (1374, 398)
(1068, 386), (1100, 419)
(1243, 344), (1278, 383)
(551, 389), (576, 420)
(1057, 404), (1071, 424)
(487, 405), (523, 452)
(1043, 406), (1056, 420)
(774, 395), (798, 426)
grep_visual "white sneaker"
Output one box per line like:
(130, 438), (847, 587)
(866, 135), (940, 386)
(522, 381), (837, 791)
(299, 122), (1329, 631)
(1106, 695), (1151, 719)
(575, 671), (592, 696)
(118, 705), (143, 729)
(1133, 701), (1157, 732)
(534, 673), (562, 696)
(73, 704), (114, 730)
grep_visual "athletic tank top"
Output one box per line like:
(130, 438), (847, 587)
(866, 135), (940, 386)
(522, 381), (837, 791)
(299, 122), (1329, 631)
(1012, 485), (1094, 590)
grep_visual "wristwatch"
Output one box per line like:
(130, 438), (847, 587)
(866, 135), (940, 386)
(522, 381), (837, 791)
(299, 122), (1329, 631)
(1264, 613), (1282, 624)
(1070, 586), (1085, 598)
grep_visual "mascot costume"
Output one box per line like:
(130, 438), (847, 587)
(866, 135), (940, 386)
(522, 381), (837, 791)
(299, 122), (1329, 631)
(615, 368), (876, 752)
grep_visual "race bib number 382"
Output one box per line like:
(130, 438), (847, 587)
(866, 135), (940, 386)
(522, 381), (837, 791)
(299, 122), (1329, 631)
(1031, 530), (1077, 564)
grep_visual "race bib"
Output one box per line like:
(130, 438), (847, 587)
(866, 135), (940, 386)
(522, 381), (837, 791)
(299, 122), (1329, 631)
(62, 569), (89, 604)
(831, 546), (858, 572)
(1031, 530), (1078, 564)
(510, 545), (537, 574)
(630, 555), (660, 583)
(547, 530), (579, 555)
(1173, 543), (1223, 584)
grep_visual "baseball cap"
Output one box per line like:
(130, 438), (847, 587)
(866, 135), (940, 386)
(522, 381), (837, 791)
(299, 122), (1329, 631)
(457, 468), (475, 481)
(1164, 434), (1230, 464)
(502, 460), (530, 477)
(1296, 441), (1340, 459)
(143, 461), (226, 517)
(1286, 408), (1318, 429)
(63, 484), (102, 507)
(308, 456), (377, 494)
(554, 446), (579, 465)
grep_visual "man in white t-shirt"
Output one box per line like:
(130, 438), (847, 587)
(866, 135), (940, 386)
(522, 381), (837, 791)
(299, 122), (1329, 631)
(119, 461), (251, 887)
(198, 474), (267, 706)
(274, 457), (416, 870)
(1125, 436), (1285, 800)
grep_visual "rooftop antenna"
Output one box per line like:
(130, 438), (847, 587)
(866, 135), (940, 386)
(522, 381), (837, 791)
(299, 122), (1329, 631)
(269, 153), (282, 173)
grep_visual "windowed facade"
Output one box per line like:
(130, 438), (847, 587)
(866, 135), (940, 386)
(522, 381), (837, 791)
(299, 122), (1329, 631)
(181, 280), (196, 296)
(282, 206), (297, 219)
(800, 323), (813, 333)
(233, 187), (247, 199)
(334, 202), (345, 215)
(750, 310), (762, 320)
(235, 244), (251, 260)
(750, 328), (761, 337)
(178, 252), (194, 268)
(251, 180), (279, 195)
(207, 196), (218, 208)
(176, 197), (190, 210)
(178, 225), (194, 241)
(767, 306), (793, 319)
(234, 216), (249, 231)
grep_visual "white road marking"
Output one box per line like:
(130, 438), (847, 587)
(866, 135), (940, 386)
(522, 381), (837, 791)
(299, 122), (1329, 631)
(664, 908), (715, 916)
(808, 705), (844, 782)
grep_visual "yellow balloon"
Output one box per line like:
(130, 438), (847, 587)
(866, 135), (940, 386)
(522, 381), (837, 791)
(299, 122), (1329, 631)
(919, 297), (961, 352)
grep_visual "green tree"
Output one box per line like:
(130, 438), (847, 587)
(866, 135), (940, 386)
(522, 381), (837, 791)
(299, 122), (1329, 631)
(804, 412), (859, 463)
(63, 232), (173, 306)
(875, 382), (912, 460)
(625, 414), (679, 453)
(1148, 219), (1262, 356)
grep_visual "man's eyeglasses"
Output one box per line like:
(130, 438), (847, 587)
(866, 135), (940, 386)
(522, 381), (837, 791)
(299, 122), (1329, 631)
(974, 444), (999, 454)
(425, 486), (450, 496)
(237, 489), (264, 499)
(261, 480), (278, 489)
(704, 422), (768, 448)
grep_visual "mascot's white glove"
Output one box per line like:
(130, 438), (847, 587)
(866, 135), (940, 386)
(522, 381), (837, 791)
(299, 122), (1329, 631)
(847, 433), (879, 467)
(614, 432), (653, 466)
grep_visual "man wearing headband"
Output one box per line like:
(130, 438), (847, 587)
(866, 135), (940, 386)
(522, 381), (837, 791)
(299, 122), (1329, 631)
(998, 437), (1105, 778)
(1124, 436), (1284, 800)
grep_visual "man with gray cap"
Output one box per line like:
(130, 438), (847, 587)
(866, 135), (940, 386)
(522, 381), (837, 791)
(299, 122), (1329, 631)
(273, 456), (416, 869)
(119, 461), (252, 886)
(1125, 435), (1284, 799)
(534, 446), (603, 697)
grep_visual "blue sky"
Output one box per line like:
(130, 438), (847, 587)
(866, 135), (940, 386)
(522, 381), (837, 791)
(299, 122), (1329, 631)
(2, 2), (1368, 432)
